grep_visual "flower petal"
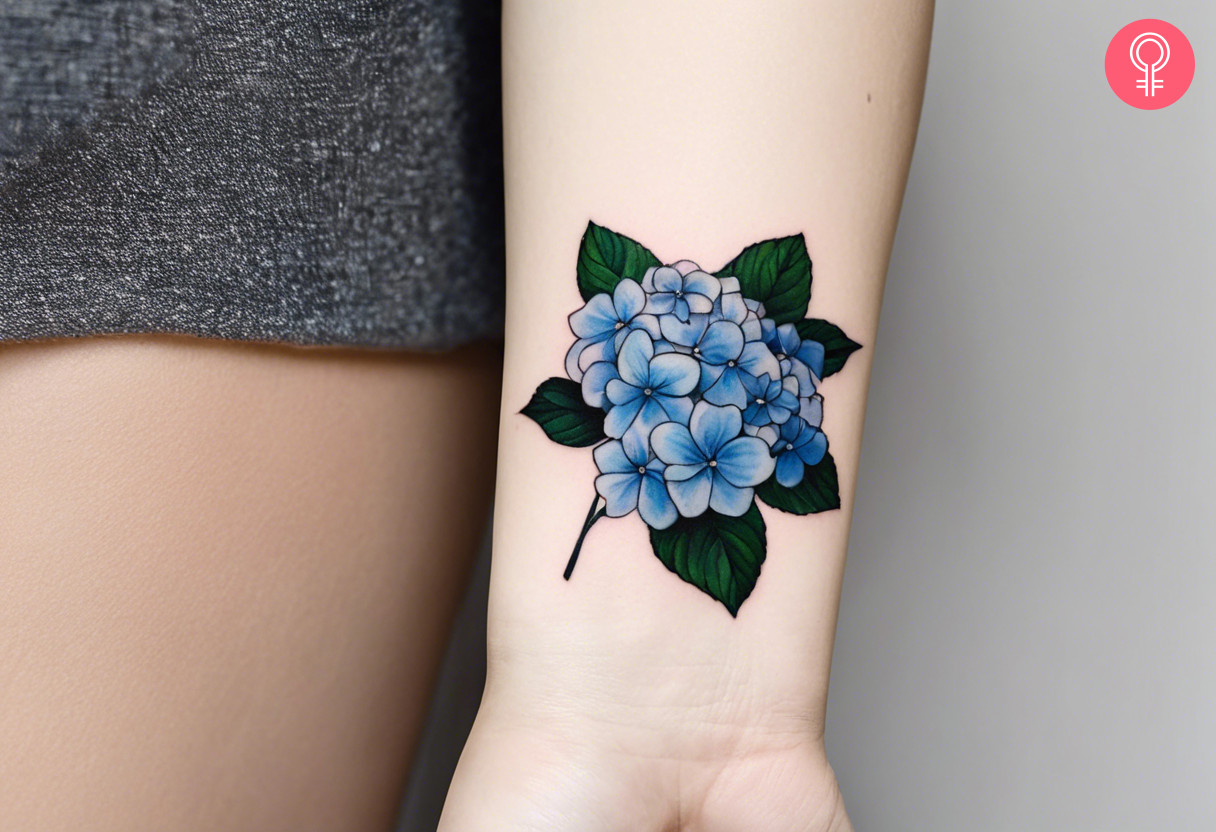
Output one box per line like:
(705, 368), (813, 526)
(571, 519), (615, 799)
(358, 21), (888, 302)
(775, 453), (806, 487)
(685, 293), (714, 314)
(569, 293), (619, 339)
(652, 266), (683, 293)
(664, 463), (705, 482)
(670, 259), (701, 276)
(629, 313), (663, 341)
(581, 361), (619, 409)
(682, 270), (721, 302)
(796, 340), (826, 380)
(689, 401), (743, 458)
(649, 353), (700, 396)
(612, 278), (646, 321)
(603, 397), (642, 438)
(795, 429), (828, 466)
(667, 468), (713, 518)
(651, 422), (705, 466)
(702, 368), (747, 409)
(641, 265), (659, 292)
(738, 341), (780, 381)
(800, 394), (824, 427)
(714, 435), (776, 487)
(656, 393), (693, 425)
(659, 313), (708, 347)
(626, 398), (672, 450)
(565, 337), (593, 381)
(638, 474), (679, 529)
(708, 476), (754, 517)
(605, 378), (640, 407)
(622, 429), (650, 467)
(644, 293), (676, 315)
(596, 472), (641, 517)
(616, 329), (654, 387)
(593, 440), (632, 475)
(697, 321), (744, 365)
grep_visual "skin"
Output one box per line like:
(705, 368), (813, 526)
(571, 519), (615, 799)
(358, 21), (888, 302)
(439, 2), (934, 830)
(0, 336), (501, 831)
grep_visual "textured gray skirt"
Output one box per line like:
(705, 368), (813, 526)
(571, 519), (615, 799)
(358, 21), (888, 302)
(0, 0), (504, 349)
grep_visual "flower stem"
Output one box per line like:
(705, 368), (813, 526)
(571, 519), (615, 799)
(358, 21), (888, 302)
(564, 494), (606, 581)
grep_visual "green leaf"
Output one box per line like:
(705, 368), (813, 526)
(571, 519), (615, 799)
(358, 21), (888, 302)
(715, 234), (812, 324)
(521, 378), (606, 447)
(576, 221), (662, 301)
(794, 319), (861, 377)
(649, 503), (766, 616)
(755, 451), (841, 515)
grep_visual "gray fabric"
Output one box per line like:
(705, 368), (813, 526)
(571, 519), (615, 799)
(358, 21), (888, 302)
(0, 0), (504, 349)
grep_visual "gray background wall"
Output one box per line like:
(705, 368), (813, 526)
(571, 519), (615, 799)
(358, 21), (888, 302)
(401, 2), (1215, 829)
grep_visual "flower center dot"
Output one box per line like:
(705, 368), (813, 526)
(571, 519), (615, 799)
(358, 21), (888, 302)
(756, 398), (766, 405)
(638, 466), (647, 474)
(708, 459), (717, 468)
(692, 347), (700, 354)
(674, 290), (683, 298)
(643, 388), (653, 396)
(727, 360), (736, 367)
(614, 321), (624, 329)
(776, 353), (786, 361)
(785, 443), (794, 451)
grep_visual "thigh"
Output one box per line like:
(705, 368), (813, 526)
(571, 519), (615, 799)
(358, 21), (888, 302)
(0, 336), (500, 831)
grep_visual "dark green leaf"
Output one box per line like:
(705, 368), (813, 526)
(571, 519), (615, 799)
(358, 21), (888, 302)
(521, 378), (606, 447)
(649, 503), (766, 616)
(794, 319), (861, 377)
(576, 221), (662, 301)
(715, 234), (812, 324)
(755, 451), (841, 515)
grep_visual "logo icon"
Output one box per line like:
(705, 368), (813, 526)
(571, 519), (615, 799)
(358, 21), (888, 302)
(1106, 20), (1195, 110)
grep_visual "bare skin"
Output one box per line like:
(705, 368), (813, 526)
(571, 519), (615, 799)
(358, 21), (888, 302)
(439, 2), (934, 829)
(0, 336), (500, 831)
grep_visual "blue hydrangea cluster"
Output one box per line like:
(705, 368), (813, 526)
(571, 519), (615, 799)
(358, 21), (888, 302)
(565, 260), (830, 530)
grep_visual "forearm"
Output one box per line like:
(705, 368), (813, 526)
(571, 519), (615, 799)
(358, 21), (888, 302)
(444, 2), (932, 827)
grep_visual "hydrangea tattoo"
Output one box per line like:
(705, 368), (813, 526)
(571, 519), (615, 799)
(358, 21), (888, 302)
(522, 222), (861, 615)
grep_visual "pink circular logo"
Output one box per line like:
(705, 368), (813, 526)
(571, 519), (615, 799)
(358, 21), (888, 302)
(1106, 20), (1195, 109)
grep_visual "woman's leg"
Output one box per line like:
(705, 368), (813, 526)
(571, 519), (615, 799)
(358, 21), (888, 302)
(0, 335), (500, 831)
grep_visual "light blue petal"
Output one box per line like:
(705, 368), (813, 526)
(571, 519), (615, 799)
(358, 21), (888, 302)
(795, 430), (828, 466)
(740, 311), (763, 342)
(697, 321), (744, 365)
(629, 313), (663, 341)
(596, 472), (641, 517)
(603, 398), (642, 438)
(682, 270), (722, 302)
(703, 368), (747, 408)
(656, 394), (693, 425)
(565, 337), (593, 381)
(665, 463), (706, 482)
(593, 440), (632, 475)
(685, 293), (714, 314)
(569, 294), (618, 338)
(616, 329), (654, 387)
(776, 323), (802, 357)
(612, 279), (646, 321)
(625, 398), (671, 449)
(652, 266), (682, 293)
(622, 429), (650, 467)
(715, 435), (776, 487)
(775, 453), (806, 487)
(708, 477), (754, 517)
(649, 353), (700, 396)
(672, 297), (690, 322)
(785, 358), (814, 397)
(651, 422), (705, 466)
(800, 394), (824, 428)
(717, 290), (749, 325)
(740, 371), (770, 399)
(659, 313), (708, 347)
(738, 341), (780, 380)
(668, 469), (713, 518)
(605, 378), (640, 407)
(796, 340), (827, 379)
(581, 361), (620, 409)
(576, 336), (612, 375)
(638, 475), (679, 529)
(690, 401), (743, 457)
(742, 401), (768, 426)
(640, 266), (659, 292)
(644, 293), (676, 315)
